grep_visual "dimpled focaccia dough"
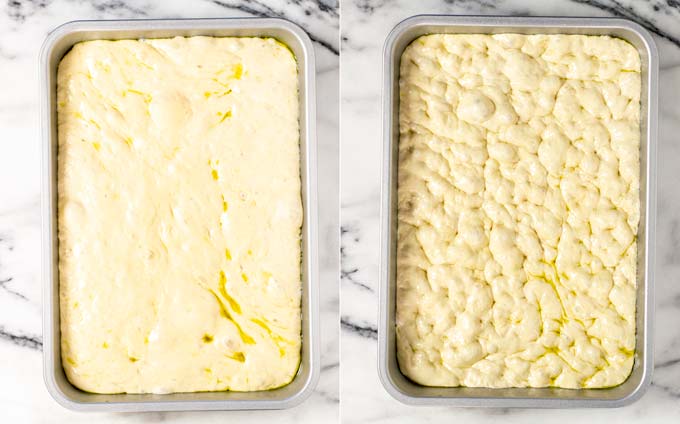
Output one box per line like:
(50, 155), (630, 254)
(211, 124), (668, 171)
(57, 37), (302, 394)
(396, 34), (640, 389)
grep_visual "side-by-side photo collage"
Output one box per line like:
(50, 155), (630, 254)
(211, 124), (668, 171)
(0, 0), (678, 423)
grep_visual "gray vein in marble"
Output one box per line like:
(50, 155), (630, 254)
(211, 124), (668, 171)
(339, 225), (353, 254)
(0, 277), (28, 301)
(651, 0), (680, 14)
(7, 0), (150, 21)
(0, 232), (23, 301)
(443, 0), (499, 11)
(0, 235), (13, 252)
(322, 361), (339, 372)
(340, 224), (375, 293)
(7, 0), (50, 23)
(480, 407), (514, 416)
(354, 0), (390, 14)
(90, 0), (148, 16)
(572, 0), (680, 46)
(341, 268), (374, 292)
(661, 63), (680, 70)
(314, 0), (338, 15)
(209, 0), (339, 54)
(657, 357), (680, 369)
(341, 317), (378, 340)
(0, 326), (42, 350)
(664, 220), (680, 264)
(651, 382), (680, 398)
(316, 387), (340, 404)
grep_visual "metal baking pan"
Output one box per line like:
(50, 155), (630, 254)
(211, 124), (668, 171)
(379, 15), (657, 408)
(40, 18), (319, 412)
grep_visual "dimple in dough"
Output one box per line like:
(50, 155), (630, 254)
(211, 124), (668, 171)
(396, 34), (640, 389)
(57, 37), (302, 394)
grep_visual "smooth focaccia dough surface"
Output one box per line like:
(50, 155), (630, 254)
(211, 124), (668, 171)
(57, 37), (301, 394)
(396, 34), (640, 389)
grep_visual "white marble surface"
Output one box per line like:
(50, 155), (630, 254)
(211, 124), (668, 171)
(0, 0), (338, 422)
(341, 0), (680, 422)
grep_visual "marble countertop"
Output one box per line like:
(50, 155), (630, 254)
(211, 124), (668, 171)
(341, 0), (680, 422)
(0, 0), (338, 422)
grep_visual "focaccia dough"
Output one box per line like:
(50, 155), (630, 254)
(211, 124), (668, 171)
(396, 34), (640, 389)
(58, 36), (301, 394)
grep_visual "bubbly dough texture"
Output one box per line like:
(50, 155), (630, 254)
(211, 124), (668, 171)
(57, 37), (301, 394)
(396, 34), (640, 389)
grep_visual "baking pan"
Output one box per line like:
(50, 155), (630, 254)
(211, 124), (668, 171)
(40, 18), (319, 412)
(379, 15), (657, 408)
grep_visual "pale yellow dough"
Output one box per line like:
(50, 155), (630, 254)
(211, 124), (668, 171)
(396, 34), (640, 389)
(57, 37), (301, 394)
